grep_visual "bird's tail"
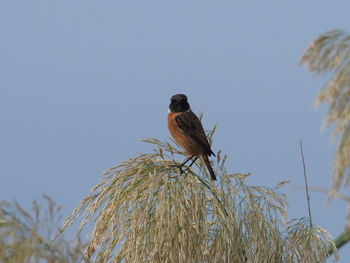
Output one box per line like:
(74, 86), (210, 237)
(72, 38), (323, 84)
(202, 154), (216, 181)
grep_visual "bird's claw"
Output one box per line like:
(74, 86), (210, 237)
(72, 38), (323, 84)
(177, 165), (184, 174)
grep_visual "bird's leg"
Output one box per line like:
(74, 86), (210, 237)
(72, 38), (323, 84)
(180, 155), (195, 167)
(188, 156), (198, 167)
(177, 155), (195, 174)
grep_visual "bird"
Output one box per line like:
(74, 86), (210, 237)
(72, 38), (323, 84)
(167, 94), (216, 180)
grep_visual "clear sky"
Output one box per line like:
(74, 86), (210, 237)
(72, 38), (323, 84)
(1, 1), (349, 261)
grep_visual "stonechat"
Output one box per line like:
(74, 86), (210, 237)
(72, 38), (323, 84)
(167, 94), (216, 180)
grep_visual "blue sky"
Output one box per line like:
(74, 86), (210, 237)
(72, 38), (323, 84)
(1, 1), (349, 261)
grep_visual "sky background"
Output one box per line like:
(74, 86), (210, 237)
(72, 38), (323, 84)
(1, 1), (349, 261)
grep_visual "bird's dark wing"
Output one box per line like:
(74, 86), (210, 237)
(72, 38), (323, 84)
(175, 110), (215, 156)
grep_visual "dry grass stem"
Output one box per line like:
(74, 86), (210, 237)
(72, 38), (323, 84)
(299, 139), (313, 228)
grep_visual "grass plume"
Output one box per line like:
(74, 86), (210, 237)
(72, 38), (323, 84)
(301, 29), (350, 197)
(0, 195), (86, 263)
(59, 134), (336, 262)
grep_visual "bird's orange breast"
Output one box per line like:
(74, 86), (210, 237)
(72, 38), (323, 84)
(167, 112), (201, 155)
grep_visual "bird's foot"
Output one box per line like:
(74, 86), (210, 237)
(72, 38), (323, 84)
(177, 165), (185, 175)
(169, 163), (186, 175)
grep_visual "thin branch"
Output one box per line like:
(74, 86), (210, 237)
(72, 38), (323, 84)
(299, 139), (313, 228)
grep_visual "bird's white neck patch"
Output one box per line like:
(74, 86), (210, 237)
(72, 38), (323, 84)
(168, 107), (191, 113)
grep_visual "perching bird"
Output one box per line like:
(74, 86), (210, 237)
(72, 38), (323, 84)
(167, 94), (216, 180)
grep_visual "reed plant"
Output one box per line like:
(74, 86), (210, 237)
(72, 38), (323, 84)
(60, 131), (336, 262)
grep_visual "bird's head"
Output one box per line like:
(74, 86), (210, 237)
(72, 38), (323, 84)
(169, 94), (190, 113)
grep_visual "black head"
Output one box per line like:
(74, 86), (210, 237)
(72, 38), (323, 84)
(169, 94), (190, 113)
